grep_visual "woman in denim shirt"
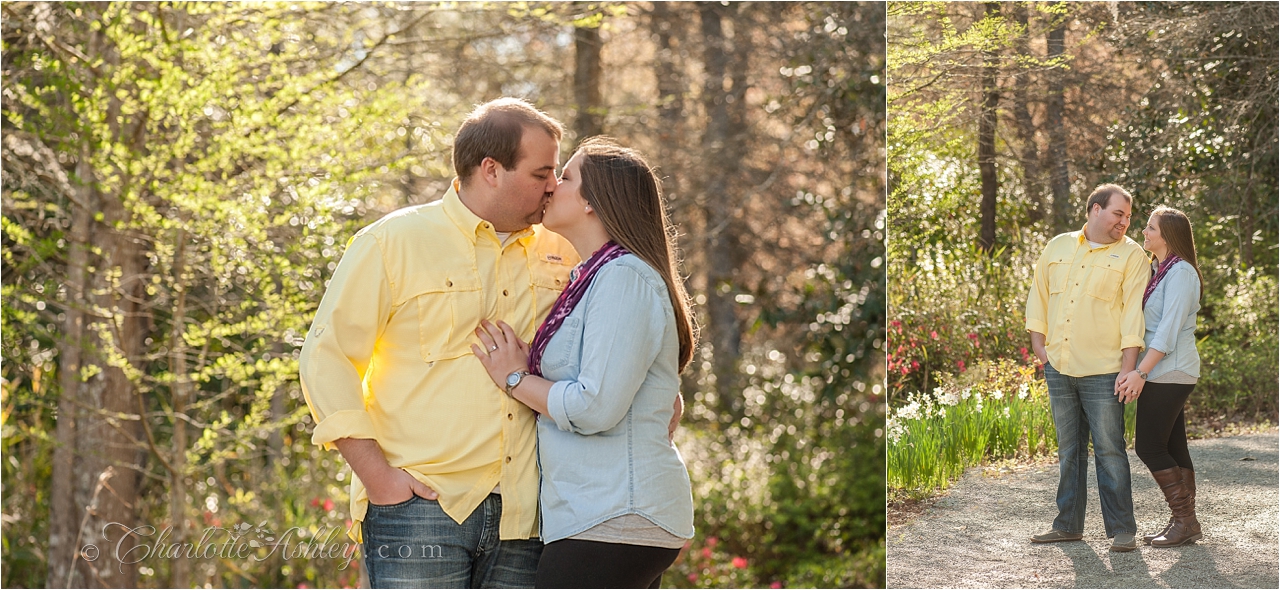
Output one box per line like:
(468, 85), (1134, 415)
(474, 137), (695, 588)
(1117, 206), (1204, 548)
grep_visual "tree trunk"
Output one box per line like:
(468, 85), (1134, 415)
(573, 5), (604, 140)
(48, 144), (94, 589)
(1012, 3), (1044, 224)
(168, 228), (191, 589)
(1046, 5), (1072, 233)
(698, 3), (744, 420)
(978, 3), (1000, 254)
(73, 19), (147, 584)
(75, 207), (147, 588)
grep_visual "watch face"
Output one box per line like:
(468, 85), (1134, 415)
(506, 372), (522, 387)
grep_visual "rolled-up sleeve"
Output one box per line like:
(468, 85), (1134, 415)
(1118, 250), (1149, 351)
(1025, 249), (1050, 335)
(546, 264), (666, 436)
(1148, 267), (1198, 355)
(299, 232), (391, 449)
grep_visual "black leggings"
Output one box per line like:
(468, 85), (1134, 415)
(534, 539), (680, 589)
(1135, 381), (1196, 472)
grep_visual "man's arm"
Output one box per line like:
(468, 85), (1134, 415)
(1029, 331), (1049, 366)
(1026, 247), (1052, 340)
(299, 233), (434, 503)
(334, 438), (437, 505)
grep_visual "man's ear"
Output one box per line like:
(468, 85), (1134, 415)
(479, 157), (503, 188)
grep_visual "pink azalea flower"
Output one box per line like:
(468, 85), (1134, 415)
(732, 556), (748, 569)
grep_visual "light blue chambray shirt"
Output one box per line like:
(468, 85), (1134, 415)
(536, 254), (695, 544)
(1139, 259), (1201, 380)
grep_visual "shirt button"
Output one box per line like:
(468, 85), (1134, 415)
(446, 280), (453, 287)
(505, 456), (512, 464)
(503, 290), (509, 296)
(507, 413), (514, 420)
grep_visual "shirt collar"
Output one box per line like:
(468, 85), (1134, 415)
(443, 178), (535, 245)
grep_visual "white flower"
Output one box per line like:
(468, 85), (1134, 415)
(990, 389), (1005, 400)
(961, 387), (974, 400)
(1017, 383), (1030, 400)
(937, 388), (961, 407)
(887, 417), (907, 443)
(897, 400), (922, 422)
(1002, 406), (1011, 418)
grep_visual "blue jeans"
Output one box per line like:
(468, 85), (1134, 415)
(363, 494), (542, 589)
(1043, 363), (1136, 537)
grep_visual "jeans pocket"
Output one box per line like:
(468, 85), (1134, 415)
(367, 495), (421, 514)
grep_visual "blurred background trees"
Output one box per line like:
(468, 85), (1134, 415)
(887, 1), (1277, 430)
(2, 2), (885, 588)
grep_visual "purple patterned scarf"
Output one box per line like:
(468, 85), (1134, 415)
(528, 241), (629, 375)
(1143, 253), (1182, 309)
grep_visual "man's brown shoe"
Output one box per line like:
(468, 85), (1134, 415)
(1030, 529), (1083, 543)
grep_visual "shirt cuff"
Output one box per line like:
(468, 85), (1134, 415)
(546, 380), (575, 432)
(311, 409), (378, 450)
(1121, 335), (1147, 352)
(1025, 319), (1048, 335)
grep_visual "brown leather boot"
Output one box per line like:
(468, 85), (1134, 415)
(1143, 517), (1172, 545)
(1152, 467), (1202, 547)
(1145, 467), (1181, 544)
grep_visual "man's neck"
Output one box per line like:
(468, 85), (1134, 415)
(1082, 225), (1118, 246)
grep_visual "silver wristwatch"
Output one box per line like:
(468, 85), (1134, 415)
(1136, 369), (1149, 380)
(505, 370), (531, 394)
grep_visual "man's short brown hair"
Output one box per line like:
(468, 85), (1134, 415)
(452, 98), (564, 184)
(1084, 184), (1133, 216)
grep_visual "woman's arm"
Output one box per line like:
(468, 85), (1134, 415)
(1117, 265), (1199, 396)
(544, 263), (668, 435)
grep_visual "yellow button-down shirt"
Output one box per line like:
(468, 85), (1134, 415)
(300, 182), (578, 541)
(1025, 227), (1148, 377)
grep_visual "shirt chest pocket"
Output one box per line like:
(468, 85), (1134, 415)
(540, 317), (583, 377)
(530, 260), (572, 312)
(1087, 262), (1123, 302)
(1047, 259), (1071, 294)
(411, 274), (484, 363)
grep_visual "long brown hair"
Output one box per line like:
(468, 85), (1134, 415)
(1151, 206), (1204, 301)
(575, 137), (698, 372)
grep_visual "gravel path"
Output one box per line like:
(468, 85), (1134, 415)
(888, 431), (1278, 588)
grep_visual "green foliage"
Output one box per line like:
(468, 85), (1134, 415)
(1195, 270), (1279, 421)
(888, 244), (1036, 397)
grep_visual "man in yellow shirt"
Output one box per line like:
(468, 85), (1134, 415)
(1025, 184), (1148, 553)
(299, 98), (579, 587)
